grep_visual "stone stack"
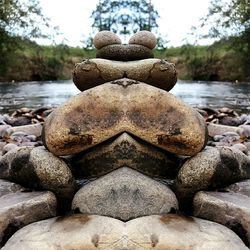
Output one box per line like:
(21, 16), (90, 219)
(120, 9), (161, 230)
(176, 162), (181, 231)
(0, 31), (250, 249)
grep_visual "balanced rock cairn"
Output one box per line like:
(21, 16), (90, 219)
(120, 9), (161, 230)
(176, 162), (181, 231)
(1, 31), (250, 249)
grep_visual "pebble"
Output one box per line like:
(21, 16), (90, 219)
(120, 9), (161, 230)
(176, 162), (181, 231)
(129, 30), (157, 49)
(93, 30), (121, 49)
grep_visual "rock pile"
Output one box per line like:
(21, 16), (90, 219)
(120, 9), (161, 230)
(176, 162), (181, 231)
(0, 31), (250, 249)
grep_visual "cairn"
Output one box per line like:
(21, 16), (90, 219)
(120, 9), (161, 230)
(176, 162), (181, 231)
(1, 31), (250, 249)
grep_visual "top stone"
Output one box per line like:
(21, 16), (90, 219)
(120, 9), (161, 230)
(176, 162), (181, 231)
(93, 30), (121, 49)
(129, 30), (157, 49)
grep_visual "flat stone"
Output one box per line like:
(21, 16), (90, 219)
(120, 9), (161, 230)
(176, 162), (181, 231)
(0, 146), (75, 203)
(0, 189), (56, 246)
(2, 214), (247, 250)
(226, 179), (250, 196)
(129, 30), (157, 49)
(193, 189), (250, 247)
(43, 79), (207, 156)
(96, 44), (154, 61)
(0, 179), (25, 197)
(73, 58), (177, 91)
(174, 146), (250, 208)
(69, 132), (181, 178)
(93, 30), (121, 49)
(72, 167), (178, 221)
(207, 123), (243, 137)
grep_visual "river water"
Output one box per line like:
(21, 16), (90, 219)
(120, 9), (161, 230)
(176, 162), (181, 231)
(0, 80), (249, 114)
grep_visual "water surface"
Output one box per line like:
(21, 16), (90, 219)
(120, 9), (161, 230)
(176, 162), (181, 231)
(0, 80), (249, 114)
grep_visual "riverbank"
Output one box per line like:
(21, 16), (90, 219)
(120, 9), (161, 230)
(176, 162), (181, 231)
(1, 40), (249, 83)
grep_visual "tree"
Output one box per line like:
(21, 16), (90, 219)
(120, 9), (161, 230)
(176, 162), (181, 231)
(0, 0), (49, 75)
(91, 0), (159, 41)
(201, 0), (250, 79)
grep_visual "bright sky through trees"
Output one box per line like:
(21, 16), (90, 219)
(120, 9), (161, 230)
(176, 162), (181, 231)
(37, 0), (214, 46)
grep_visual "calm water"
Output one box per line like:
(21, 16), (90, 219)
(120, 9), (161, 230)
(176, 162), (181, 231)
(0, 80), (249, 114)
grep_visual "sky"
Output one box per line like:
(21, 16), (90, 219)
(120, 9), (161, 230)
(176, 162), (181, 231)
(37, 0), (214, 47)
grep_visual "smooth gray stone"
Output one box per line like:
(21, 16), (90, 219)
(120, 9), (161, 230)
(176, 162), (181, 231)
(194, 188), (250, 247)
(72, 167), (178, 221)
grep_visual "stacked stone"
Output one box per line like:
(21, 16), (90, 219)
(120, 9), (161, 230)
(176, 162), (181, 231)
(0, 31), (250, 249)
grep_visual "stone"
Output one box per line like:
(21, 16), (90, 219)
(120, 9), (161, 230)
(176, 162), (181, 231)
(5, 123), (43, 138)
(72, 167), (178, 221)
(93, 30), (121, 49)
(0, 125), (11, 138)
(239, 125), (250, 138)
(231, 143), (248, 155)
(0, 146), (75, 204)
(174, 146), (250, 208)
(2, 143), (19, 155)
(0, 189), (56, 247)
(226, 179), (250, 196)
(129, 30), (157, 49)
(0, 179), (25, 197)
(96, 44), (154, 61)
(207, 123), (243, 137)
(2, 214), (248, 250)
(73, 58), (177, 91)
(193, 189), (250, 247)
(69, 132), (182, 178)
(43, 79), (207, 156)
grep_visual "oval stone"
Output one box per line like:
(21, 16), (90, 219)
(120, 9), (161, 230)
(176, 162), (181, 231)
(42, 79), (207, 156)
(73, 58), (177, 91)
(96, 44), (154, 61)
(93, 30), (121, 49)
(129, 30), (157, 49)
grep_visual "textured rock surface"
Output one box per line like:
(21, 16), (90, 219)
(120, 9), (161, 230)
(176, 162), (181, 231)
(0, 179), (25, 196)
(207, 123), (243, 137)
(193, 188), (250, 247)
(0, 186), (56, 246)
(72, 167), (178, 221)
(175, 146), (250, 207)
(43, 79), (207, 156)
(0, 146), (75, 202)
(69, 132), (181, 178)
(96, 44), (154, 61)
(93, 30), (121, 49)
(129, 30), (157, 49)
(73, 58), (177, 91)
(3, 214), (248, 250)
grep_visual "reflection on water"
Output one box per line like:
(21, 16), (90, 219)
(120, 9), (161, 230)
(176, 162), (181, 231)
(0, 80), (249, 114)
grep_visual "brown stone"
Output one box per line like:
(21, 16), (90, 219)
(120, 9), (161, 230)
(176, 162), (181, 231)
(2, 214), (248, 250)
(96, 44), (154, 61)
(43, 79), (207, 156)
(129, 30), (157, 49)
(69, 132), (181, 178)
(73, 58), (177, 91)
(93, 30), (121, 49)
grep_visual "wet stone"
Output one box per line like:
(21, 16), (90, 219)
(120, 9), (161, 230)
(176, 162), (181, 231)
(72, 167), (178, 221)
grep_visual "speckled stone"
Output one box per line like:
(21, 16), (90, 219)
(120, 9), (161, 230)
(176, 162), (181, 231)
(43, 79), (207, 156)
(2, 214), (248, 250)
(72, 167), (178, 221)
(96, 44), (154, 61)
(73, 58), (177, 91)
(129, 30), (157, 49)
(93, 30), (121, 49)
